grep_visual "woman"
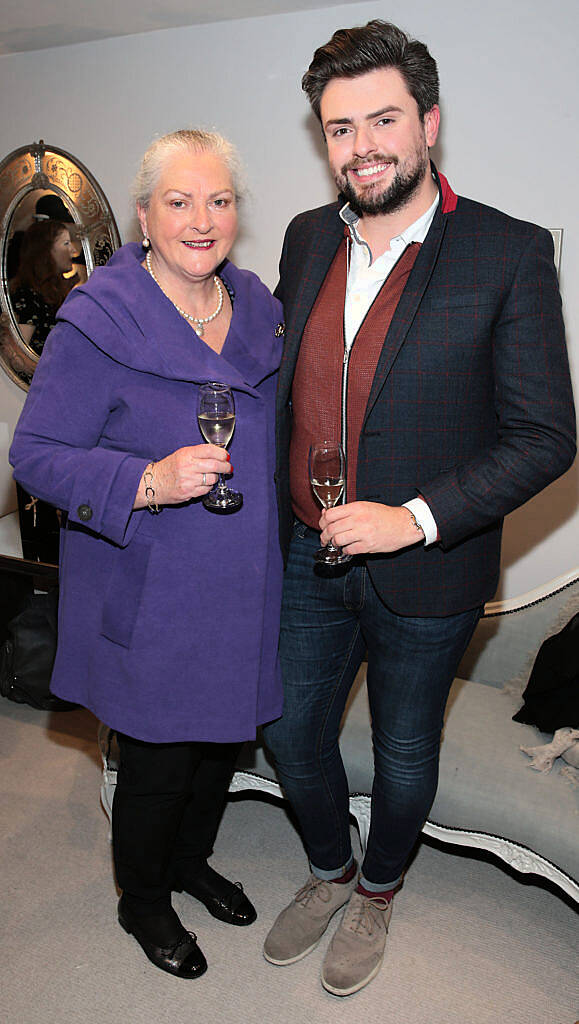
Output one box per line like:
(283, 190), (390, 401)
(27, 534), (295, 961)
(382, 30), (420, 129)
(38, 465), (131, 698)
(10, 130), (284, 979)
(10, 219), (75, 354)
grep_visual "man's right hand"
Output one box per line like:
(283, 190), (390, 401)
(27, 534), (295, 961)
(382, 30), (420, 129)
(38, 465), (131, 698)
(320, 501), (424, 555)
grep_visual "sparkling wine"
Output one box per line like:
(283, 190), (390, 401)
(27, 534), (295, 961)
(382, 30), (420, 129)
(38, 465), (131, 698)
(308, 442), (351, 565)
(198, 412), (235, 448)
(311, 478), (344, 509)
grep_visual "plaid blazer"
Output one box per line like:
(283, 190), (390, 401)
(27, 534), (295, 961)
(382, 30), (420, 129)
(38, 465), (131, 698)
(274, 167), (576, 615)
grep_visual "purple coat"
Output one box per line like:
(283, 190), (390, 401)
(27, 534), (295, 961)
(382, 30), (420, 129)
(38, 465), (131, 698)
(10, 244), (284, 743)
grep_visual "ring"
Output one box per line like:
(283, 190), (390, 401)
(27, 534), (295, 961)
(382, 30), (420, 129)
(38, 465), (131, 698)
(202, 473), (207, 485)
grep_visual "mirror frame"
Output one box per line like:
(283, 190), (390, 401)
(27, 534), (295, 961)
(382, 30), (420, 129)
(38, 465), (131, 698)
(0, 140), (121, 390)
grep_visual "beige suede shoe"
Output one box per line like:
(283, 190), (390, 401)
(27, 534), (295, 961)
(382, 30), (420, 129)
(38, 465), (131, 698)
(321, 891), (393, 996)
(263, 873), (358, 966)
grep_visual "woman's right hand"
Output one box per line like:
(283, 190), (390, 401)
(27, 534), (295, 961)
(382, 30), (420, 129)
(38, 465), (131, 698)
(133, 445), (232, 509)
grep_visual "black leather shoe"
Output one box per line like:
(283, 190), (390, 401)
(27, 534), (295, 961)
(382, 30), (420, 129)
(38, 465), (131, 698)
(179, 867), (257, 926)
(118, 899), (207, 978)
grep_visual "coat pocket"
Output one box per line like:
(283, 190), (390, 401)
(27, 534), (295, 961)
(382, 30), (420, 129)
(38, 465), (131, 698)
(101, 537), (152, 648)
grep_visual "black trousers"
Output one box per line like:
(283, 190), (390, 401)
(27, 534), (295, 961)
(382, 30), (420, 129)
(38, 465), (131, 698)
(112, 733), (241, 909)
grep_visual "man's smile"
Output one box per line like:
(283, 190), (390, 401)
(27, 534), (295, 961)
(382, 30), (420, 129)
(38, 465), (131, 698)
(346, 159), (397, 183)
(354, 163), (389, 178)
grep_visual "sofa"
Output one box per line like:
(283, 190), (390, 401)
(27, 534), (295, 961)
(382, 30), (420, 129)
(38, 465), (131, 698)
(99, 572), (578, 903)
(229, 571), (579, 905)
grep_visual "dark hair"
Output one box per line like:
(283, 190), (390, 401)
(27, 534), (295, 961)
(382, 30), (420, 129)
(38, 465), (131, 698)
(12, 220), (72, 307)
(302, 20), (439, 123)
(35, 193), (73, 223)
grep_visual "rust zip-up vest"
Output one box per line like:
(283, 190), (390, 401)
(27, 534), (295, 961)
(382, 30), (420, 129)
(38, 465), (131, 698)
(290, 237), (421, 528)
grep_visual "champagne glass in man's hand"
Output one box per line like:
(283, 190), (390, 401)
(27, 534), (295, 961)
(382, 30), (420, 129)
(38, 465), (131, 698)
(197, 382), (242, 512)
(309, 441), (352, 564)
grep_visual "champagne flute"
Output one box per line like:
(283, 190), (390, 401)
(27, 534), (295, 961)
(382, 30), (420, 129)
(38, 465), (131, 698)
(309, 441), (352, 565)
(197, 382), (243, 512)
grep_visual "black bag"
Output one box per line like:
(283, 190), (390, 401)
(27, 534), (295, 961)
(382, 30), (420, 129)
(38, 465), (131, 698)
(0, 589), (77, 711)
(513, 611), (579, 733)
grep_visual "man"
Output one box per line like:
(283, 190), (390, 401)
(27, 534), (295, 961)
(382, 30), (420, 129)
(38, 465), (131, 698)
(262, 20), (576, 998)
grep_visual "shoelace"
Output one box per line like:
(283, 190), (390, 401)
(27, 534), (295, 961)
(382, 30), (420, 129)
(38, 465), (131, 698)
(346, 895), (390, 935)
(294, 875), (333, 906)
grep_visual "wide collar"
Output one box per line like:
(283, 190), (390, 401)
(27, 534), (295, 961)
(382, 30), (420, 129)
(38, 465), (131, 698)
(58, 244), (281, 395)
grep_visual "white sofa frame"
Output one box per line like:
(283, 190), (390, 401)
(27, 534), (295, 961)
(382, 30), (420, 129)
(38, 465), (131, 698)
(229, 571), (579, 905)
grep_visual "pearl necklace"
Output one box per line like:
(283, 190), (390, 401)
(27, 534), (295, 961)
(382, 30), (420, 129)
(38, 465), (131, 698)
(145, 250), (223, 337)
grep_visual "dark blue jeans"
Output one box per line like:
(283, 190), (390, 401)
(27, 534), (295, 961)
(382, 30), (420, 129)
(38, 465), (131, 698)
(263, 523), (482, 889)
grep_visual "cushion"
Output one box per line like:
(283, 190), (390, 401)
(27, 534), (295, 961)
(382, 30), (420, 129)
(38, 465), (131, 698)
(238, 666), (578, 885)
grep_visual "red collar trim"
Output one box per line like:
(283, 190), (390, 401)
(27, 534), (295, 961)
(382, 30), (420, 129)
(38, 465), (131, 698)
(339, 169), (457, 238)
(438, 172), (458, 213)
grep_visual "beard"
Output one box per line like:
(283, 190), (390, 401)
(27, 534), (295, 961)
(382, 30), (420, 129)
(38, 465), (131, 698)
(336, 145), (430, 218)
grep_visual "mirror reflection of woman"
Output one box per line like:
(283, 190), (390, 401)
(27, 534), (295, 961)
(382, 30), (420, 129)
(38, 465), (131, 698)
(10, 219), (75, 354)
(10, 129), (284, 981)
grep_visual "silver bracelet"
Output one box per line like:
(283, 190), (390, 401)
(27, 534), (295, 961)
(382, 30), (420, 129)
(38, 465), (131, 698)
(143, 462), (160, 515)
(406, 507), (424, 535)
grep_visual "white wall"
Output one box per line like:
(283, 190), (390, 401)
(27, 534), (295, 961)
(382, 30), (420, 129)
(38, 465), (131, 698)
(0, 0), (576, 598)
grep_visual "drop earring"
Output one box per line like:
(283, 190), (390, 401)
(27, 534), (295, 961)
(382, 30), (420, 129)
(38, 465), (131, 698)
(142, 236), (151, 251)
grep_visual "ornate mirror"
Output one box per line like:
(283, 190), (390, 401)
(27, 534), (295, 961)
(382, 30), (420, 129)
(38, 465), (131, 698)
(0, 141), (120, 390)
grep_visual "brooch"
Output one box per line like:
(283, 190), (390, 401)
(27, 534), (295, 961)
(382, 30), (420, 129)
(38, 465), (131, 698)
(275, 323), (285, 337)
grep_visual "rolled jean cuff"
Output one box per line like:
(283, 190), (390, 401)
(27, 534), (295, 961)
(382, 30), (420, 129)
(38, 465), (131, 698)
(359, 872), (402, 893)
(310, 854), (354, 881)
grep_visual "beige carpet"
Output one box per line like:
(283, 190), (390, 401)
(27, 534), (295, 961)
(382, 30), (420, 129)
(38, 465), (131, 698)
(1, 701), (577, 1024)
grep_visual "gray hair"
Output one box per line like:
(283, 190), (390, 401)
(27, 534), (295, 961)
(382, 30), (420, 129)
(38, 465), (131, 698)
(133, 129), (245, 210)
